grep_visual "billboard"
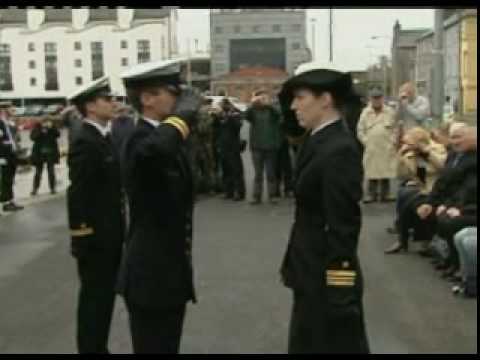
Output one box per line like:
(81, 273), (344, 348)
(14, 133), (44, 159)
(230, 38), (286, 72)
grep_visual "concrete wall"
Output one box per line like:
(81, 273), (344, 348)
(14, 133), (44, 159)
(210, 9), (309, 78)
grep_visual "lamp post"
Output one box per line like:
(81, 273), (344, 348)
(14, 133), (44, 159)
(370, 35), (392, 96)
(310, 18), (316, 61)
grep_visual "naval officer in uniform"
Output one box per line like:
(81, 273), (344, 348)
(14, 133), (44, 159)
(67, 77), (125, 353)
(279, 63), (370, 354)
(116, 59), (202, 354)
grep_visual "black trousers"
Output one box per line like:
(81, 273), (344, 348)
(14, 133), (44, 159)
(0, 162), (16, 203)
(288, 292), (370, 354)
(275, 141), (293, 195)
(436, 214), (476, 269)
(76, 251), (121, 354)
(221, 150), (245, 198)
(127, 302), (187, 354)
(367, 179), (390, 200)
(33, 161), (56, 192)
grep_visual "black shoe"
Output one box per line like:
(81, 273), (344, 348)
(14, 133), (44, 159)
(435, 262), (450, 271)
(418, 248), (434, 258)
(3, 203), (24, 212)
(384, 242), (407, 254)
(386, 227), (399, 235)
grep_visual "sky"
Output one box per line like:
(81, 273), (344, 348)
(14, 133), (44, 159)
(177, 8), (435, 70)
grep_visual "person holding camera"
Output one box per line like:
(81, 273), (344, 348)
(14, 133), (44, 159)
(30, 115), (61, 196)
(214, 98), (246, 201)
(246, 90), (282, 205)
(385, 127), (447, 254)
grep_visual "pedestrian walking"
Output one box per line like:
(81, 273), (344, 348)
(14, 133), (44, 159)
(278, 63), (370, 354)
(357, 88), (398, 203)
(116, 59), (201, 354)
(66, 77), (125, 354)
(30, 116), (61, 196)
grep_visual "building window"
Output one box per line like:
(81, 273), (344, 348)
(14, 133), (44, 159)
(121, 40), (128, 49)
(215, 63), (226, 73)
(28, 43), (35, 52)
(30, 77), (37, 86)
(253, 25), (261, 33)
(74, 41), (82, 51)
(91, 42), (104, 80)
(44, 42), (59, 91)
(75, 77), (83, 86)
(234, 25), (242, 34)
(0, 43), (13, 91)
(75, 59), (82, 68)
(121, 58), (129, 67)
(292, 24), (302, 32)
(215, 26), (223, 34)
(137, 40), (151, 64)
(273, 24), (282, 33)
(292, 42), (301, 50)
(29, 60), (36, 69)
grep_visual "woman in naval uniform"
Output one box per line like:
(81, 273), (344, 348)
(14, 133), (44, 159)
(279, 63), (370, 354)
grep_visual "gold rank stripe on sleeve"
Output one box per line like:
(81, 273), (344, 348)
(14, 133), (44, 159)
(71, 227), (95, 238)
(327, 280), (356, 287)
(327, 270), (357, 277)
(164, 116), (190, 140)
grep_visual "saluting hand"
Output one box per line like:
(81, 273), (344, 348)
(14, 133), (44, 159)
(171, 87), (203, 127)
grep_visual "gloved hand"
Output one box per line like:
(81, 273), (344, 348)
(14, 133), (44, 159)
(171, 87), (203, 127)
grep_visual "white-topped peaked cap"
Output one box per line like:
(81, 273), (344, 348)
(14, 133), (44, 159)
(67, 76), (113, 104)
(121, 58), (188, 89)
(294, 61), (357, 76)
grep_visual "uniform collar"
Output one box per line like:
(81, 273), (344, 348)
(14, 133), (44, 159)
(143, 117), (161, 128)
(85, 119), (110, 137)
(311, 117), (341, 136)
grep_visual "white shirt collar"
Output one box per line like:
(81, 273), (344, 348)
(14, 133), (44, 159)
(85, 119), (110, 137)
(143, 117), (160, 128)
(311, 118), (341, 136)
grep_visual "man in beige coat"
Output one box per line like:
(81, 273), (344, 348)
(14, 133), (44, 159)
(357, 88), (398, 203)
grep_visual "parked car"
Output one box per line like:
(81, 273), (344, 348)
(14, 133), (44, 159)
(24, 105), (44, 117)
(44, 104), (64, 115)
(14, 107), (27, 117)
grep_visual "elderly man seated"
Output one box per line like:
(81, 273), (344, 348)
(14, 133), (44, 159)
(385, 127), (447, 254)
(415, 125), (477, 281)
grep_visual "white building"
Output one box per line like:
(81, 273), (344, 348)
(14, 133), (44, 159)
(0, 7), (179, 105)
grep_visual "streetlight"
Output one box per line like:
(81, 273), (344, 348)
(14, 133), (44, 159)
(310, 18), (316, 61)
(369, 35), (392, 96)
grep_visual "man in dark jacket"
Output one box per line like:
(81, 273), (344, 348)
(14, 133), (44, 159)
(66, 77), (125, 354)
(0, 101), (23, 212)
(246, 90), (282, 205)
(416, 125), (477, 278)
(117, 60), (202, 354)
(215, 98), (246, 201)
(30, 116), (61, 196)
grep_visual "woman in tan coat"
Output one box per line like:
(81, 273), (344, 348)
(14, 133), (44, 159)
(357, 88), (398, 203)
(385, 127), (447, 254)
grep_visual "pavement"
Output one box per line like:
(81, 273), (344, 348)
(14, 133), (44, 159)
(0, 139), (477, 354)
